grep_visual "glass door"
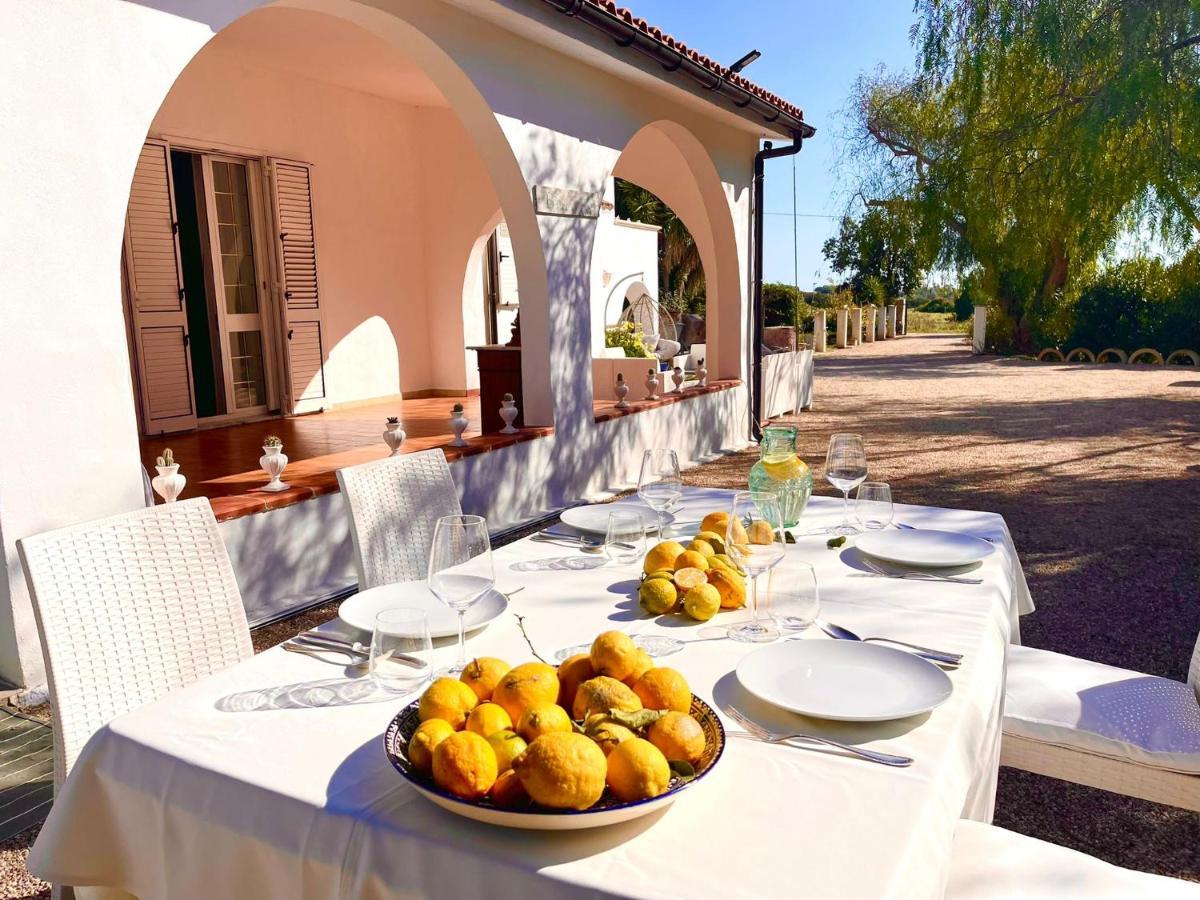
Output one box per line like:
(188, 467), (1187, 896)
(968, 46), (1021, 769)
(202, 156), (274, 418)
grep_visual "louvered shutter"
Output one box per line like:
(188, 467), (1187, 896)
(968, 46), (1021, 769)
(124, 140), (197, 434)
(267, 159), (326, 414)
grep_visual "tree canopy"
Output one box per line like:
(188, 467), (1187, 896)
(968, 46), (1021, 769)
(847, 0), (1200, 350)
(821, 205), (934, 302)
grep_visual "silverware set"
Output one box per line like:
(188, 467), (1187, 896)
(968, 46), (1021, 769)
(815, 619), (962, 669)
(858, 557), (983, 585)
(727, 705), (913, 767)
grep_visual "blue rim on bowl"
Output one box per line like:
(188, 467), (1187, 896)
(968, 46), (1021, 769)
(383, 694), (725, 828)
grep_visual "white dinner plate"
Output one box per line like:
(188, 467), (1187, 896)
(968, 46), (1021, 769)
(559, 502), (673, 535)
(338, 581), (507, 637)
(855, 528), (995, 568)
(736, 640), (953, 722)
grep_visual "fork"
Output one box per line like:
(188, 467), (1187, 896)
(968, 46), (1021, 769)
(726, 705), (913, 767)
(859, 558), (982, 585)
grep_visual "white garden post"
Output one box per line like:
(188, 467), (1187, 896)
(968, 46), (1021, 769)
(864, 307), (877, 343)
(850, 307), (862, 346)
(972, 305), (988, 354)
(898, 297), (907, 334)
(836, 308), (849, 348)
(813, 310), (827, 352)
(885, 305), (897, 338)
(876, 306), (887, 340)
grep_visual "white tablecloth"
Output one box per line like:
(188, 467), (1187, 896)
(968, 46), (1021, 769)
(31, 491), (1033, 899)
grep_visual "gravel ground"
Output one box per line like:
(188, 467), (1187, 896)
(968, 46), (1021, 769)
(5, 333), (1197, 893)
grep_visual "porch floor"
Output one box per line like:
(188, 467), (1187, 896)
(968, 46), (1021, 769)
(139, 394), (553, 522)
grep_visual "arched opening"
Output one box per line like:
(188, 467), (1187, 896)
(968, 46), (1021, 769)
(587, 121), (742, 405)
(118, 3), (544, 491)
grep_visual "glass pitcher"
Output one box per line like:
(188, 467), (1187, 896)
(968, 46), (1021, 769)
(747, 425), (813, 527)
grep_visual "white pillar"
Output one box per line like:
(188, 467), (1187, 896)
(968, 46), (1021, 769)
(898, 297), (907, 335)
(836, 308), (848, 348)
(885, 305), (897, 338)
(864, 307), (877, 342)
(812, 310), (826, 352)
(972, 305), (988, 354)
(850, 307), (862, 346)
(876, 306), (887, 340)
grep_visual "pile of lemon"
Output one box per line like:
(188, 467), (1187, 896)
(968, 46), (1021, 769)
(409, 630), (708, 811)
(637, 511), (752, 622)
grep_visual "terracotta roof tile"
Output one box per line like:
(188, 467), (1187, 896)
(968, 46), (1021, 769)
(582, 0), (805, 122)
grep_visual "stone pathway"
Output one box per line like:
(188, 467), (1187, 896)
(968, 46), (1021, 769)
(684, 333), (1200, 880)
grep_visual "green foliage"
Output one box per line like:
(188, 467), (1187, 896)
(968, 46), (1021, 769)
(762, 283), (826, 337)
(955, 277), (985, 322)
(1068, 253), (1200, 353)
(821, 207), (933, 303)
(849, 1), (1200, 351)
(604, 321), (652, 358)
(907, 310), (971, 334)
(614, 179), (706, 311)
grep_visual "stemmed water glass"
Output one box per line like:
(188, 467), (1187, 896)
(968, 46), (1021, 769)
(825, 433), (868, 536)
(725, 491), (786, 643)
(427, 514), (494, 677)
(638, 449), (682, 537)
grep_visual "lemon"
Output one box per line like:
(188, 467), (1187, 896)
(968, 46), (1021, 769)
(606, 737), (671, 802)
(645, 568), (676, 582)
(673, 550), (710, 573)
(622, 648), (654, 687)
(747, 520), (776, 545)
(492, 662), (560, 722)
(489, 769), (530, 808)
(590, 631), (640, 681)
(672, 567), (709, 592)
(686, 540), (715, 559)
(432, 731), (498, 800)
(465, 702), (513, 738)
(572, 675), (643, 720)
(694, 531), (727, 555)
(639, 577), (678, 615)
(700, 512), (749, 545)
(512, 732), (607, 810)
(707, 567), (747, 609)
(647, 711), (706, 764)
(710, 554), (744, 576)
(682, 583), (721, 621)
(418, 677), (478, 729)
(407, 718), (455, 774)
(487, 729), (527, 773)
(459, 656), (511, 702)
(643, 541), (687, 574)
(556, 653), (595, 711)
(516, 703), (573, 742)
(761, 457), (809, 482)
(584, 714), (638, 756)
(631, 667), (691, 713)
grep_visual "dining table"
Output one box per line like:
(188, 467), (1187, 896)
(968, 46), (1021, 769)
(30, 488), (1034, 899)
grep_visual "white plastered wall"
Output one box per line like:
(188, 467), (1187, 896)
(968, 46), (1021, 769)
(0, 0), (763, 686)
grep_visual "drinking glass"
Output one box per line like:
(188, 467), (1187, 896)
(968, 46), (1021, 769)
(825, 433), (868, 536)
(725, 491), (785, 643)
(855, 482), (894, 531)
(370, 608), (434, 693)
(768, 562), (820, 633)
(427, 514), (494, 677)
(638, 449), (682, 537)
(604, 511), (647, 565)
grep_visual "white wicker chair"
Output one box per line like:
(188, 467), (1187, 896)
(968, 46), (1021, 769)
(1001, 634), (1200, 812)
(17, 498), (252, 788)
(335, 448), (462, 590)
(948, 820), (1200, 897)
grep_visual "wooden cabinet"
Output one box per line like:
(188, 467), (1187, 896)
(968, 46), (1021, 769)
(469, 345), (523, 433)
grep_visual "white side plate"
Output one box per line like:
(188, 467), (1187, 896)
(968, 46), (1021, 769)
(559, 502), (673, 535)
(856, 529), (995, 568)
(736, 640), (953, 722)
(338, 581), (507, 638)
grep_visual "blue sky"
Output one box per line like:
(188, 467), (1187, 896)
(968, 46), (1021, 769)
(623, 1), (920, 289)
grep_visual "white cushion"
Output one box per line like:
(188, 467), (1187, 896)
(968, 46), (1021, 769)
(949, 820), (1200, 898)
(1005, 644), (1200, 775)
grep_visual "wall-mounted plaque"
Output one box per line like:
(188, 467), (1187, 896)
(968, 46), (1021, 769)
(533, 185), (603, 218)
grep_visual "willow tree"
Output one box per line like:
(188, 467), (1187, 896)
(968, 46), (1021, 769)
(849, 1), (1200, 350)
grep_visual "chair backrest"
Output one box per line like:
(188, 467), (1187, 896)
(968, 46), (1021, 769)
(336, 448), (462, 590)
(1189, 633), (1200, 704)
(17, 498), (252, 786)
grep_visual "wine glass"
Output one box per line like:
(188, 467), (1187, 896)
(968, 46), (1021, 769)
(427, 515), (494, 677)
(370, 608), (434, 693)
(769, 562), (820, 633)
(855, 482), (894, 531)
(604, 511), (647, 565)
(638, 449), (682, 537)
(725, 491), (785, 643)
(825, 433), (868, 536)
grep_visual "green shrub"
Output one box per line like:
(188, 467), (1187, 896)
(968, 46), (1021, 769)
(604, 322), (652, 358)
(955, 278), (985, 322)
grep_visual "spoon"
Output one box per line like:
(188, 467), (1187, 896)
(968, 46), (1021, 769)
(815, 619), (962, 667)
